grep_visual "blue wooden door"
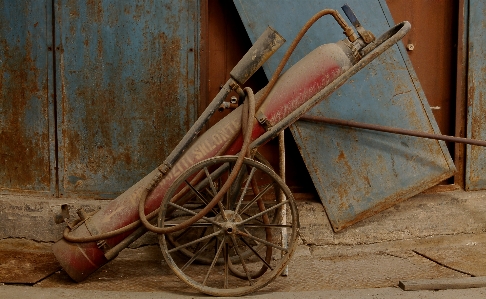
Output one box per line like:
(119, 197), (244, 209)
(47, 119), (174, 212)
(234, 0), (455, 230)
(1, 1), (200, 198)
(466, 0), (486, 190)
(54, 0), (200, 198)
(0, 1), (56, 196)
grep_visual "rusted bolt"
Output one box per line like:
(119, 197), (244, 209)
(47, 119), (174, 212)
(406, 43), (414, 51)
(48, 46), (52, 51)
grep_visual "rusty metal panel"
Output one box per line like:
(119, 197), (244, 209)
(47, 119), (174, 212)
(234, 0), (455, 231)
(466, 0), (486, 190)
(0, 1), (56, 195)
(55, 0), (200, 198)
(385, 0), (458, 140)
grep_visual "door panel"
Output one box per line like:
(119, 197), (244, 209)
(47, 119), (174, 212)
(465, 0), (486, 190)
(0, 1), (55, 195)
(55, 0), (200, 198)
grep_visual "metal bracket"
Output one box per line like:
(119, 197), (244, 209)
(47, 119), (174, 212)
(342, 38), (362, 62)
(84, 214), (112, 253)
(256, 111), (273, 131)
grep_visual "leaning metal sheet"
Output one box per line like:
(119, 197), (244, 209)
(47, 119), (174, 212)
(233, 0), (455, 231)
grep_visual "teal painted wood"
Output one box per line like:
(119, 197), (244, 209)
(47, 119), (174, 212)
(466, 0), (486, 190)
(55, 1), (200, 198)
(233, 0), (455, 230)
(0, 1), (55, 195)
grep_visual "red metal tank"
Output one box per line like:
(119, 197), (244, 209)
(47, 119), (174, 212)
(52, 40), (356, 282)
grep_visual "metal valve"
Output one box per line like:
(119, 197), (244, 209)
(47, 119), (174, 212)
(218, 96), (240, 112)
(341, 4), (375, 44)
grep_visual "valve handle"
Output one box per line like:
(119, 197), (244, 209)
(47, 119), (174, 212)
(341, 4), (375, 44)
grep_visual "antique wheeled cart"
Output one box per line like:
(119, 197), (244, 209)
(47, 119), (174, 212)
(52, 5), (410, 296)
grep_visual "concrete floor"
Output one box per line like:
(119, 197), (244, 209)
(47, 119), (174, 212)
(2, 189), (486, 298)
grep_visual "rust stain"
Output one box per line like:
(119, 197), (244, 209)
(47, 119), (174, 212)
(61, 4), (188, 196)
(334, 149), (353, 203)
(87, 0), (104, 23)
(133, 4), (144, 21)
(468, 82), (486, 184)
(0, 250), (61, 283)
(0, 19), (49, 191)
(471, 91), (486, 138)
(124, 5), (131, 15)
(336, 150), (346, 163)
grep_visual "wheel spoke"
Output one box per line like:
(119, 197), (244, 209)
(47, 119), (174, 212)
(229, 235), (253, 286)
(167, 202), (222, 227)
(168, 230), (222, 254)
(181, 237), (216, 271)
(204, 166), (218, 195)
(243, 223), (293, 228)
(239, 200), (289, 225)
(224, 243), (229, 289)
(164, 222), (213, 228)
(233, 166), (257, 217)
(184, 180), (219, 215)
(226, 162), (234, 209)
(238, 230), (288, 252)
(192, 227), (210, 253)
(239, 183), (275, 215)
(203, 167), (228, 220)
(239, 236), (273, 270)
(242, 213), (264, 224)
(203, 236), (225, 286)
(204, 166), (227, 213)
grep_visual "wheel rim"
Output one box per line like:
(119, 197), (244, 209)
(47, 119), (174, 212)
(158, 156), (299, 296)
(165, 152), (274, 267)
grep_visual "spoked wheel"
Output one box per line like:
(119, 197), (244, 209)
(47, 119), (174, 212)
(165, 152), (274, 266)
(158, 156), (299, 296)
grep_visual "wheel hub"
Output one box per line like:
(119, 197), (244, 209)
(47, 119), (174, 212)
(213, 210), (243, 240)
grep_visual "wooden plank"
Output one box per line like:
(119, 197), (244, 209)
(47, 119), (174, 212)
(399, 276), (486, 291)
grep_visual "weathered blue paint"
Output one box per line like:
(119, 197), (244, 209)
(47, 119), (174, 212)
(55, 1), (200, 198)
(0, 1), (55, 195)
(233, 0), (455, 230)
(466, 0), (486, 190)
